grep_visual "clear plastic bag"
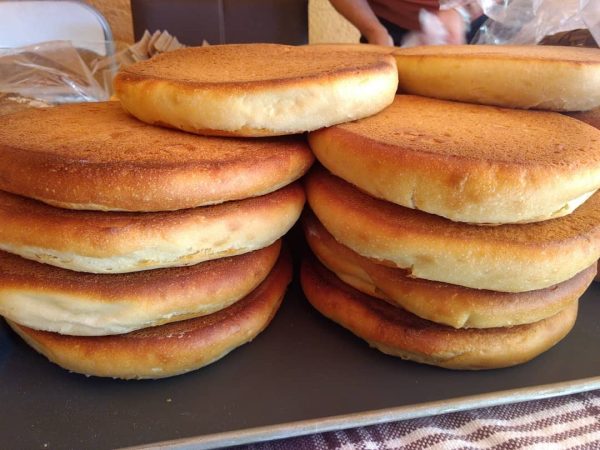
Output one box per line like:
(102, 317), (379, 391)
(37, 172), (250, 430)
(402, 0), (599, 46)
(472, 0), (600, 45)
(0, 40), (109, 104)
(0, 31), (185, 106)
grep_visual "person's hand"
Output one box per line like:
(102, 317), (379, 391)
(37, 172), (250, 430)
(465, 2), (484, 20)
(364, 25), (394, 46)
(436, 8), (466, 44)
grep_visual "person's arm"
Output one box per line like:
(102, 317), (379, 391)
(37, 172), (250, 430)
(328, 0), (394, 46)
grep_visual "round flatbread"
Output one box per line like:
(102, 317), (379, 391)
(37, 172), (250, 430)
(304, 212), (595, 328)
(393, 45), (600, 111)
(0, 183), (304, 273)
(7, 249), (292, 379)
(309, 95), (600, 224)
(0, 241), (281, 336)
(114, 44), (398, 136)
(301, 257), (578, 370)
(0, 102), (313, 211)
(305, 167), (600, 292)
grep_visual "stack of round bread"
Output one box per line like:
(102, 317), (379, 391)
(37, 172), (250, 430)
(4, 42), (599, 375)
(0, 44), (399, 379)
(0, 102), (309, 379)
(302, 45), (600, 370)
(565, 107), (600, 281)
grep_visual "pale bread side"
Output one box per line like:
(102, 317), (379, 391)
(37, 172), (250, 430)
(0, 183), (304, 273)
(394, 45), (600, 111)
(304, 212), (595, 328)
(0, 242), (281, 336)
(115, 44), (398, 136)
(306, 168), (600, 292)
(8, 250), (292, 379)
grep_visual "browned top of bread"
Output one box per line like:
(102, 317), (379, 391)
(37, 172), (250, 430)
(322, 95), (600, 165)
(308, 95), (600, 224)
(118, 44), (396, 86)
(0, 102), (313, 211)
(307, 43), (394, 54)
(9, 249), (292, 379)
(396, 45), (600, 64)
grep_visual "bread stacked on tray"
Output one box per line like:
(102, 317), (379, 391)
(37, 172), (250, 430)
(566, 107), (600, 281)
(4, 42), (598, 375)
(0, 102), (306, 379)
(0, 44), (399, 379)
(301, 45), (600, 370)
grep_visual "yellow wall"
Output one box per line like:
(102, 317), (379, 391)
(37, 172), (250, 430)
(85, 0), (134, 44)
(309, 0), (360, 43)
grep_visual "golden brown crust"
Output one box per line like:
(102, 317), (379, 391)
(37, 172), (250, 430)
(567, 110), (600, 284)
(301, 257), (579, 370)
(305, 167), (600, 292)
(396, 45), (600, 63)
(115, 44), (398, 136)
(0, 183), (304, 273)
(0, 102), (313, 211)
(8, 249), (292, 379)
(0, 241), (281, 335)
(393, 45), (600, 111)
(304, 212), (595, 328)
(117, 44), (395, 86)
(308, 95), (600, 224)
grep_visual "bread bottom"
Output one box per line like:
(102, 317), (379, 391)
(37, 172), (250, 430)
(8, 250), (292, 379)
(301, 257), (578, 370)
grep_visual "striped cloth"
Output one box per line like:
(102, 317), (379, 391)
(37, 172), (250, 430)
(238, 390), (600, 449)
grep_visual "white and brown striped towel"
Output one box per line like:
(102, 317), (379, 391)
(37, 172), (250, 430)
(239, 390), (600, 449)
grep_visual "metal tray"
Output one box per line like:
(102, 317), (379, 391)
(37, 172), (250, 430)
(1, 251), (599, 449)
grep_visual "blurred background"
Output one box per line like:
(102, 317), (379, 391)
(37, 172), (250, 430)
(85, 0), (359, 47)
